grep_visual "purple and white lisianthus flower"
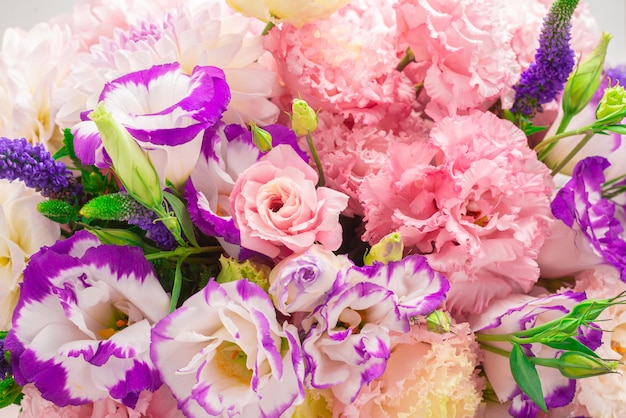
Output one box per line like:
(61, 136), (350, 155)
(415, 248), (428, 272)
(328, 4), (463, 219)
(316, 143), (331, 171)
(551, 156), (626, 280)
(302, 254), (449, 404)
(469, 291), (602, 418)
(72, 62), (230, 189)
(5, 230), (170, 408)
(150, 279), (305, 417)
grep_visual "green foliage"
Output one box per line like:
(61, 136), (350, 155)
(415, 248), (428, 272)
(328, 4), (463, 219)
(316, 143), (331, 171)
(509, 343), (548, 413)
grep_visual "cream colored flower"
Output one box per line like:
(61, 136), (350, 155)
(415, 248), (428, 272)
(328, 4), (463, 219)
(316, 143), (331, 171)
(0, 180), (60, 330)
(0, 23), (78, 152)
(225, 0), (351, 27)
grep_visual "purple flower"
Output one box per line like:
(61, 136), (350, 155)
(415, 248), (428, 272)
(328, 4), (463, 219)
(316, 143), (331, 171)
(510, 0), (578, 116)
(0, 138), (82, 202)
(150, 279), (304, 417)
(302, 254), (449, 404)
(5, 231), (170, 408)
(551, 156), (626, 280)
(72, 63), (231, 189)
(470, 291), (597, 418)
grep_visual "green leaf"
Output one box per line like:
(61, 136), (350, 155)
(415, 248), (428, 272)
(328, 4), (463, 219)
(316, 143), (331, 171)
(605, 125), (626, 135)
(52, 129), (77, 161)
(0, 378), (22, 408)
(163, 191), (199, 248)
(543, 337), (599, 358)
(510, 343), (548, 413)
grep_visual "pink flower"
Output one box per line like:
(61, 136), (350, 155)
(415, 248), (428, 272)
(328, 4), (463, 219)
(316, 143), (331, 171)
(361, 111), (554, 317)
(303, 111), (431, 216)
(334, 322), (484, 418)
(263, 0), (415, 125)
(393, 0), (520, 120)
(19, 384), (183, 418)
(229, 144), (348, 259)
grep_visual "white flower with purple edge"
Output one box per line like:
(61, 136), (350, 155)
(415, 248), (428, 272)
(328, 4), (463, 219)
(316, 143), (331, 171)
(302, 254), (449, 404)
(5, 230), (170, 408)
(268, 244), (352, 317)
(150, 279), (305, 417)
(72, 62), (230, 189)
(469, 291), (602, 418)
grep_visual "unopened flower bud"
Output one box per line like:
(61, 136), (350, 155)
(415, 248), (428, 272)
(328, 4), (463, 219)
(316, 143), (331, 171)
(217, 255), (271, 291)
(88, 102), (163, 214)
(426, 310), (451, 334)
(596, 84), (626, 125)
(291, 99), (318, 136)
(562, 33), (611, 118)
(557, 351), (619, 379)
(364, 232), (404, 265)
(250, 122), (273, 152)
(86, 227), (147, 248)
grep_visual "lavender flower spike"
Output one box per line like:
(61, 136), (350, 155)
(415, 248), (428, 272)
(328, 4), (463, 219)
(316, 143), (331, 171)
(510, 0), (579, 116)
(0, 138), (82, 202)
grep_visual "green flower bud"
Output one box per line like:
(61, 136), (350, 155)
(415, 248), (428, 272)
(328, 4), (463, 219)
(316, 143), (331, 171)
(250, 122), (273, 152)
(596, 84), (626, 125)
(562, 32), (611, 118)
(86, 227), (147, 248)
(556, 351), (619, 379)
(363, 232), (404, 265)
(426, 310), (451, 334)
(291, 98), (318, 136)
(88, 102), (163, 214)
(216, 255), (271, 291)
(37, 199), (78, 223)
(80, 192), (143, 220)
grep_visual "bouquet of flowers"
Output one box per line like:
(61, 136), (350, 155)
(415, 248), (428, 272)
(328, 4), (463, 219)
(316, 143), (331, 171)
(1, 0), (626, 416)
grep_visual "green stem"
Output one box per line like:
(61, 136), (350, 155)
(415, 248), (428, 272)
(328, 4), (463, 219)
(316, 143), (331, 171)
(144, 245), (223, 261)
(262, 21), (275, 36)
(534, 125), (595, 155)
(538, 113), (575, 158)
(396, 48), (416, 72)
(549, 132), (596, 176)
(306, 132), (325, 187)
(475, 333), (515, 343)
(169, 254), (188, 312)
(480, 342), (512, 357)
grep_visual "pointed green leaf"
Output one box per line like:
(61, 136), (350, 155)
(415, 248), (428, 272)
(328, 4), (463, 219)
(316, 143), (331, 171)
(0, 378), (22, 408)
(510, 343), (548, 413)
(605, 125), (626, 135)
(163, 191), (199, 248)
(543, 337), (599, 358)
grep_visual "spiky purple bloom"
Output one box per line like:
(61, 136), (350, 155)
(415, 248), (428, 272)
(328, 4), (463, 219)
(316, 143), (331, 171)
(0, 338), (11, 378)
(510, 0), (579, 116)
(115, 194), (178, 251)
(551, 156), (626, 280)
(0, 138), (82, 202)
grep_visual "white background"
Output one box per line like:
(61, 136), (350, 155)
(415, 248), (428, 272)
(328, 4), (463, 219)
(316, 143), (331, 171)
(0, 1), (625, 64)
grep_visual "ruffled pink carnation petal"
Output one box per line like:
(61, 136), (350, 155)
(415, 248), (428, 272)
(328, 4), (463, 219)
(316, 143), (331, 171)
(263, 0), (416, 125)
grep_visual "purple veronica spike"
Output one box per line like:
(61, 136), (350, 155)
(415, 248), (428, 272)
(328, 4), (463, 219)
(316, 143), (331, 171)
(0, 138), (82, 202)
(6, 231), (170, 408)
(0, 338), (11, 378)
(150, 279), (304, 417)
(510, 0), (578, 116)
(551, 156), (626, 280)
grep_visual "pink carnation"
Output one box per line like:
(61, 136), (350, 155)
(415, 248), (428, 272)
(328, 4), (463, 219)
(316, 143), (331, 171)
(263, 0), (415, 125)
(334, 321), (484, 417)
(229, 144), (349, 259)
(304, 111), (431, 216)
(361, 111), (554, 317)
(19, 384), (183, 418)
(394, 0), (520, 120)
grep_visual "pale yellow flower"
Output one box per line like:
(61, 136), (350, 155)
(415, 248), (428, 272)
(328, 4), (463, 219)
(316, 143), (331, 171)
(226, 0), (351, 27)
(0, 180), (60, 330)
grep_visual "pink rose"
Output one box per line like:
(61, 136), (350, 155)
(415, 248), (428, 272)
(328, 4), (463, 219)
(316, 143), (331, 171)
(229, 144), (349, 259)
